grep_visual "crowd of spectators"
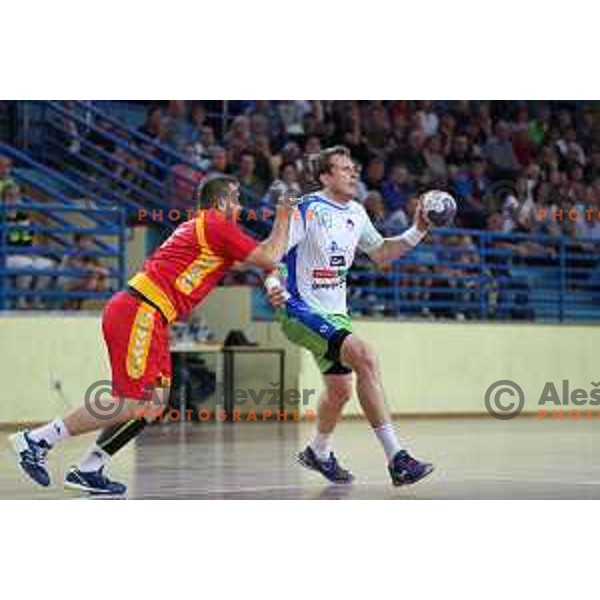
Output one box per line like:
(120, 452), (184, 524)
(123, 99), (596, 319)
(105, 100), (600, 241)
(7, 100), (600, 317)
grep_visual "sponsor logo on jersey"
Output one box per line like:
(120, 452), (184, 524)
(311, 267), (348, 290)
(315, 208), (333, 229)
(345, 218), (355, 230)
(328, 240), (346, 254)
(313, 268), (337, 279)
(330, 255), (346, 267)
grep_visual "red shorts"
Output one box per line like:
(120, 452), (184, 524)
(102, 291), (172, 400)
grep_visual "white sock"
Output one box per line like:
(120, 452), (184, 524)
(77, 444), (110, 473)
(29, 419), (70, 446)
(309, 430), (332, 460)
(373, 422), (404, 463)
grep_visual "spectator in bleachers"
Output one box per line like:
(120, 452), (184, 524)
(274, 141), (304, 178)
(84, 117), (117, 170)
(392, 128), (428, 176)
(451, 160), (488, 229)
(446, 134), (476, 173)
(189, 103), (208, 140)
(502, 175), (536, 233)
(235, 151), (266, 204)
(252, 134), (276, 187)
(364, 191), (390, 234)
(484, 120), (521, 178)
(0, 155), (16, 195)
(199, 126), (216, 150)
(276, 162), (302, 197)
(423, 134), (448, 182)
(206, 146), (229, 176)
(363, 156), (386, 194)
(59, 233), (110, 310)
(163, 100), (190, 153)
(138, 105), (164, 143)
(381, 163), (414, 214)
(225, 115), (252, 154)
(2, 184), (55, 309)
(277, 101), (310, 137)
(169, 142), (206, 210)
(304, 135), (322, 157)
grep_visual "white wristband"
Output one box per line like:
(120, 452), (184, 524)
(400, 225), (426, 248)
(264, 274), (291, 299)
(264, 274), (282, 292)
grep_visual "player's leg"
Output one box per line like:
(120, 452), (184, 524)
(339, 334), (434, 485)
(64, 295), (172, 495)
(9, 394), (153, 489)
(278, 300), (354, 483)
(339, 335), (391, 427)
(10, 291), (170, 493)
(315, 372), (353, 437)
(64, 388), (170, 495)
(297, 370), (355, 483)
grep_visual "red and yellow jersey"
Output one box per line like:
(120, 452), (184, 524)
(128, 208), (258, 323)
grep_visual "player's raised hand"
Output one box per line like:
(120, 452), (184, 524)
(414, 195), (431, 232)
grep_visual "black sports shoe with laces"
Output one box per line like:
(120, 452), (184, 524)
(64, 467), (127, 496)
(10, 431), (52, 487)
(388, 450), (434, 486)
(297, 445), (354, 484)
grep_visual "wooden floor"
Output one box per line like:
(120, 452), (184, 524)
(2, 417), (600, 499)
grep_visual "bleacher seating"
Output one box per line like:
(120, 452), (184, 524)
(3, 101), (600, 322)
(0, 143), (126, 310)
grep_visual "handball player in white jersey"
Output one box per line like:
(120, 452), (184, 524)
(269, 145), (434, 486)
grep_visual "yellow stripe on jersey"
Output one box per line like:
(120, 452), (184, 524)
(175, 212), (225, 295)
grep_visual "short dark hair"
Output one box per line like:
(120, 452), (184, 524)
(196, 174), (238, 208)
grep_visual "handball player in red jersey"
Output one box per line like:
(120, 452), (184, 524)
(10, 175), (291, 495)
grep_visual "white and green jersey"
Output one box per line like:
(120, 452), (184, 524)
(284, 192), (384, 315)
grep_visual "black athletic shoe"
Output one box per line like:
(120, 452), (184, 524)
(388, 450), (434, 486)
(64, 467), (127, 496)
(297, 445), (354, 484)
(10, 431), (52, 487)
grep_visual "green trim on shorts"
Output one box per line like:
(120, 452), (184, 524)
(277, 309), (353, 373)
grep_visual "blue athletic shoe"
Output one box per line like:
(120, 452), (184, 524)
(10, 431), (52, 487)
(388, 450), (434, 486)
(297, 445), (354, 484)
(64, 467), (127, 496)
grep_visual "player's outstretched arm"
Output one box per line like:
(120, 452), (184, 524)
(367, 198), (430, 266)
(244, 199), (293, 270)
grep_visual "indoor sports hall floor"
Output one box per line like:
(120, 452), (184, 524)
(2, 417), (600, 499)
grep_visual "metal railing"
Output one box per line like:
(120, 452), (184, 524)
(0, 144), (126, 311)
(22, 101), (265, 232)
(347, 227), (600, 322)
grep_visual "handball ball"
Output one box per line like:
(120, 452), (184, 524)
(421, 190), (457, 226)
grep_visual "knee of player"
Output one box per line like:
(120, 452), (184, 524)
(328, 383), (353, 407)
(352, 342), (378, 376)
